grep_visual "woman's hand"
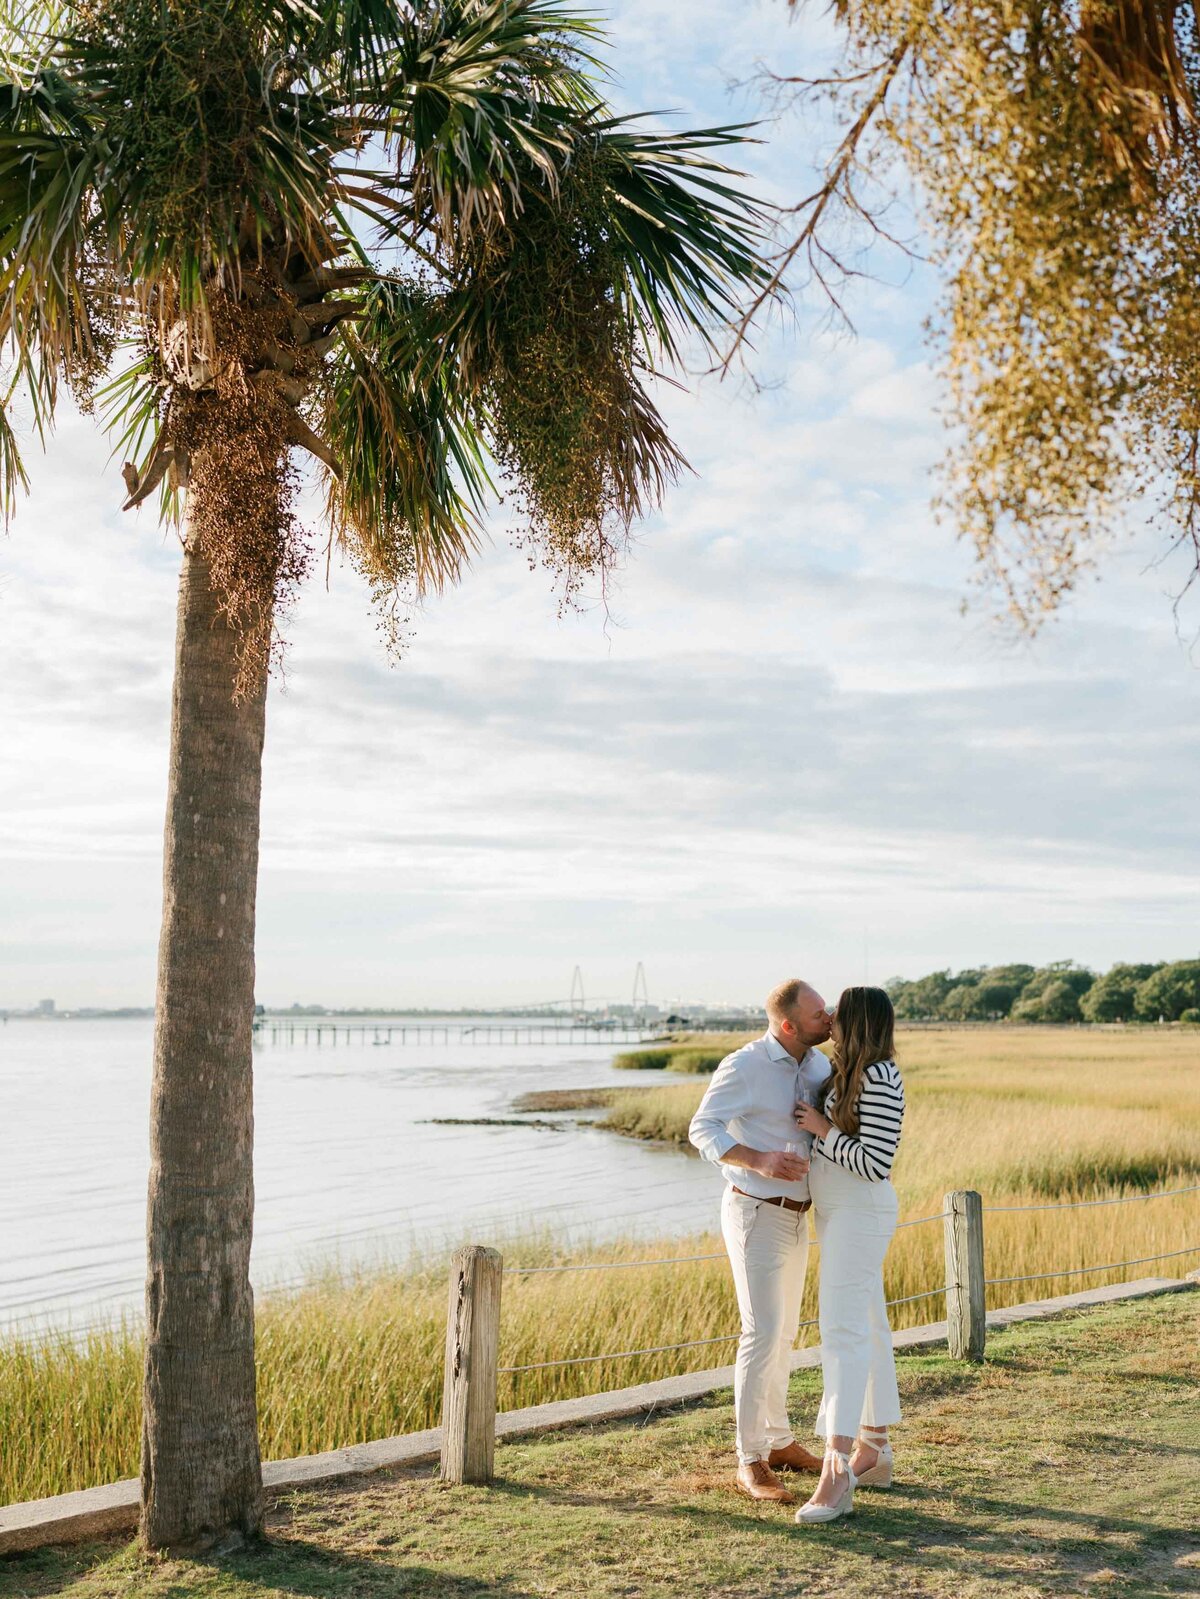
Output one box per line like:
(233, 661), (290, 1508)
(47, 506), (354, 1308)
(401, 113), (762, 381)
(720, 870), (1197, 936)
(794, 1102), (831, 1139)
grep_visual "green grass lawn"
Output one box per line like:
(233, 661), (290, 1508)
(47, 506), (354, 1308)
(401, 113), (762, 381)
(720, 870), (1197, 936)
(4, 1294), (1198, 1599)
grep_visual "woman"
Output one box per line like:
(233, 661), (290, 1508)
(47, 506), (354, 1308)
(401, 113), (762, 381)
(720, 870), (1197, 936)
(792, 985), (905, 1524)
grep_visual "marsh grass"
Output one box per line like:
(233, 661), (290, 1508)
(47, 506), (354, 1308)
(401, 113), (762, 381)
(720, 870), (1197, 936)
(3, 1026), (1198, 1508)
(612, 1032), (749, 1073)
(601, 1024), (1200, 1318)
(664, 1048), (727, 1074)
(612, 1047), (674, 1069)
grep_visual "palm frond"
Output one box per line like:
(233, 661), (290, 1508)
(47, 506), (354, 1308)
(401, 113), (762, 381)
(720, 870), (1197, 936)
(364, 0), (604, 246)
(294, 1), (418, 92)
(584, 115), (773, 364)
(0, 123), (106, 429)
(0, 66), (90, 138)
(0, 2), (69, 78)
(322, 279), (491, 595)
(0, 377), (30, 523)
(94, 345), (161, 464)
(0, 37), (101, 509)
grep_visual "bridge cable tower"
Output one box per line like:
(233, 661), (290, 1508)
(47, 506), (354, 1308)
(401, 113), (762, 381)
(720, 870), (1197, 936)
(569, 965), (586, 1016)
(632, 961), (649, 1019)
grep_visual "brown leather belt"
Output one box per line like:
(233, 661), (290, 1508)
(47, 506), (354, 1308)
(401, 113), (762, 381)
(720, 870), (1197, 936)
(733, 1186), (811, 1214)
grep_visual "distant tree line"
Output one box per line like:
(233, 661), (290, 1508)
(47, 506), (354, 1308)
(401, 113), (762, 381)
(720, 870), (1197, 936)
(886, 960), (1200, 1025)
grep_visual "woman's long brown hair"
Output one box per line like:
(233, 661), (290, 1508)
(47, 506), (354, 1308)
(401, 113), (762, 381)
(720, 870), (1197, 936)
(825, 986), (896, 1135)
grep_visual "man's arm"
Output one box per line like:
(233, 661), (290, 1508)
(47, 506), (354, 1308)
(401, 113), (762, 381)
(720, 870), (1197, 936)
(688, 1052), (747, 1163)
(688, 1051), (809, 1182)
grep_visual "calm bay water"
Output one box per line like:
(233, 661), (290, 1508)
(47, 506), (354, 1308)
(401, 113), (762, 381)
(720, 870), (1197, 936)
(1, 1015), (717, 1337)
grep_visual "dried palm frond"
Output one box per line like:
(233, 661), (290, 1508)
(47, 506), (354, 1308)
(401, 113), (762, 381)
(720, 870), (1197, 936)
(1078, 0), (1195, 177)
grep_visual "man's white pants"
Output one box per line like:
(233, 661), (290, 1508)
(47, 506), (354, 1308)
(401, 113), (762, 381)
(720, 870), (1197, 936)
(809, 1156), (902, 1440)
(720, 1186), (810, 1466)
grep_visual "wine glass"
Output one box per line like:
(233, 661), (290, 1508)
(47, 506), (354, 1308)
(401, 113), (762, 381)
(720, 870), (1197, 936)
(793, 1082), (814, 1134)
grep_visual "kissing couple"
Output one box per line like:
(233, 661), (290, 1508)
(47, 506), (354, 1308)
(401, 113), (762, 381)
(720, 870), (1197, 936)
(689, 979), (905, 1525)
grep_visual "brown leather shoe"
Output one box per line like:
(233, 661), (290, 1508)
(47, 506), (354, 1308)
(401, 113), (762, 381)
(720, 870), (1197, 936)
(768, 1440), (824, 1474)
(735, 1461), (796, 1503)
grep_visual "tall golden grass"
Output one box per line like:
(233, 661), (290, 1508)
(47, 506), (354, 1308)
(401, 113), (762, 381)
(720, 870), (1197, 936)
(2, 1027), (1197, 1506)
(601, 1025), (1200, 1350)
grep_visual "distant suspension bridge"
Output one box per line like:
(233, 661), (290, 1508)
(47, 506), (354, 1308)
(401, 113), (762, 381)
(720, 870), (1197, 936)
(255, 1019), (659, 1047)
(257, 965), (667, 1047)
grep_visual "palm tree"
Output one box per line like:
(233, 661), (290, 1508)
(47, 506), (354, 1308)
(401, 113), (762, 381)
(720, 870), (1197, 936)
(0, 0), (767, 1549)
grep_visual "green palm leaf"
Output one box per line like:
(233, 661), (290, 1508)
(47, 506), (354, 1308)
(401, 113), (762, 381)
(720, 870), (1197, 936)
(361, 0), (604, 244)
(322, 279), (490, 595)
(584, 115), (772, 363)
(0, 124), (104, 427)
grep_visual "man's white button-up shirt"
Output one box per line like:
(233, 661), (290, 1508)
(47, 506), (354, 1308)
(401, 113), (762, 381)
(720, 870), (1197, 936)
(688, 1031), (832, 1203)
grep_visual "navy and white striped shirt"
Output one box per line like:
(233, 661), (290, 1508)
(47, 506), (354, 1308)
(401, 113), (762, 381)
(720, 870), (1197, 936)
(815, 1059), (904, 1182)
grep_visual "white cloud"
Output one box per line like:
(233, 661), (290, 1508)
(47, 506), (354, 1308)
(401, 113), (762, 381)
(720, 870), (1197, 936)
(2, 4), (1199, 1010)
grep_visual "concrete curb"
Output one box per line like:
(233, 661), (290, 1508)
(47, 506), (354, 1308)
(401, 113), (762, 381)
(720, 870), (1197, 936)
(1, 1273), (1191, 1557)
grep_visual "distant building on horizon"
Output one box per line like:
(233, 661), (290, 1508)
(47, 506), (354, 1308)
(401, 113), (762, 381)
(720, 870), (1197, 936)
(36, 998), (55, 1015)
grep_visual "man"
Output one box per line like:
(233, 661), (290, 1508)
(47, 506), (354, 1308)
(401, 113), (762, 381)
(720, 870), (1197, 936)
(689, 978), (833, 1504)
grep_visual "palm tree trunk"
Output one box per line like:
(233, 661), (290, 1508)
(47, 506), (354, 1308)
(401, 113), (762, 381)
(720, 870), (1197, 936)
(141, 505), (268, 1549)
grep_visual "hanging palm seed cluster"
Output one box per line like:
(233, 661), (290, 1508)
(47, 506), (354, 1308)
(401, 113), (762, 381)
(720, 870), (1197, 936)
(0, 0), (765, 692)
(460, 147), (683, 608)
(164, 291), (313, 679)
(774, 0), (1200, 622)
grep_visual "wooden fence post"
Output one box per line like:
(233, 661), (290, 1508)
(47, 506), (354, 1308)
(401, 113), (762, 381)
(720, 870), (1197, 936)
(440, 1245), (503, 1484)
(943, 1190), (985, 1361)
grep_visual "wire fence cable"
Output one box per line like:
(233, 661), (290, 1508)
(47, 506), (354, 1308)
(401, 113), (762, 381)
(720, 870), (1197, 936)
(984, 1241), (1200, 1288)
(895, 1212), (945, 1230)
(985, 1182), (1200, 1214)
(498, 1329), (755, 1375)
(498, 1284), (950, 1374)
(501, 1239), (1199, 1376)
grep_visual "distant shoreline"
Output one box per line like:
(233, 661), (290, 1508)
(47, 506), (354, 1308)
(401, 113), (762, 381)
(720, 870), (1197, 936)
(3, 1010), (1194, 1030)
(0, 1005), (758, 1027)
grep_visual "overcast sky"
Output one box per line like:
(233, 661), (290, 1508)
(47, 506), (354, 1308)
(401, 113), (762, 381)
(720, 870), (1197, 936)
(2, 0), (1197, 1012)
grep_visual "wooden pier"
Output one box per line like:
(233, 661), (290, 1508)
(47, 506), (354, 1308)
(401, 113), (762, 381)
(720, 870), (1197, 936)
(254, 1021), (659, 1047)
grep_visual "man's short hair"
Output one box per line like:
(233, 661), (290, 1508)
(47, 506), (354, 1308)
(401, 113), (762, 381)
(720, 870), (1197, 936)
(766, 978), (810, 1025)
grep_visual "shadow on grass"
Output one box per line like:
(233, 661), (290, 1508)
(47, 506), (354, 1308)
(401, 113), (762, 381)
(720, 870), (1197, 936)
(0, 1538), (542, 1599)
(481, 1467), (1198, 1597)
(0, 1541), (115, 1598)
(217, 1538), (541, 1598)
(1076, 1368), (1200, 1392)
(1084, 1432), (1200, 1458)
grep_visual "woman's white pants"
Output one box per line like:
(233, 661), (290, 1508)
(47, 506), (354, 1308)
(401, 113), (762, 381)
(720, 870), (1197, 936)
(809, 1155), (902, 1440)
(720, 1186), (810, 1466)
